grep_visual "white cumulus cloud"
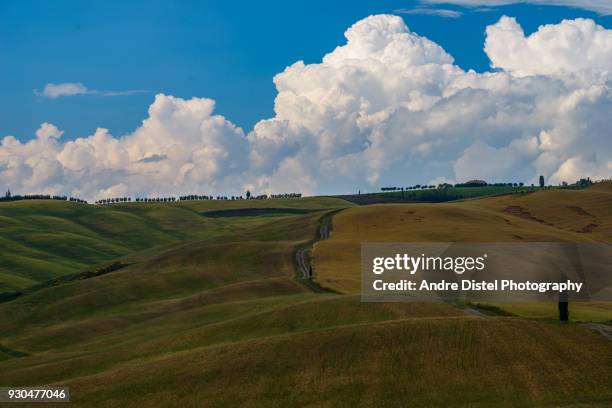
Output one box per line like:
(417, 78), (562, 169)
(248, 14), (611, 193)
(35, 122), (64, 139)
(2, 95), (248, 199)
(3, 14), (612, 199)
(485, 16), (612, 77)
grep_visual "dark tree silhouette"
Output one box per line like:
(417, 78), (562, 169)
(559, 292), (569, 321)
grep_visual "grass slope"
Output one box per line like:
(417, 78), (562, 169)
(0, 188), (610, 407)
(314, 183), (612, 322)
(0, 197), (350, 291)
(0, 297), (609, 407)
(315, 183), (612, 290)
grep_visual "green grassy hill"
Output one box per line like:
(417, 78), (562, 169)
(0, 189), (610, 407)
(338, 185), (539, 205)
(0, 197), (349, 291)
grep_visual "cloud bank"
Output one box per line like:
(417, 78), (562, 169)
(3, 15), (611, 199)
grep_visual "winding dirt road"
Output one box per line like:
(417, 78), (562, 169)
(295, 211), (336, 281)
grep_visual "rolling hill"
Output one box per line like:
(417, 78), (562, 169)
(0, 196), (350, 292)
(0, 186), (610, 407)
(313, 182), (612, 321)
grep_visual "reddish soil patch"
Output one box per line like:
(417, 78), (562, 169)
(578, 223), (598, 233)
(503, 206), (554, 226)
(567, 206), (594, 217)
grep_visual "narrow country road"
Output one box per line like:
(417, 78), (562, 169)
(295, 210), (337, 281)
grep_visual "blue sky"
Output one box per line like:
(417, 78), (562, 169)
(1, 0), (610, 142)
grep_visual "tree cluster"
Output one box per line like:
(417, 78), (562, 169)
(381, 181), (531, 192)
(268, 193), (302, 199)
(0, 193), (87, 204)
(96, 197), (132, 205)
(178, 195), (213, 201)
(136, 197), (175, 203)
(574, 177), (593, 188)
(95, 193), (303, 204)
(381, 185), (436, 191)
(454, 182), (524, 188)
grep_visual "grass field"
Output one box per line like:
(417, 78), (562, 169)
(0, 186), (610, 407)
(314, 182), (612, 322)
(0, 196), (350, 292)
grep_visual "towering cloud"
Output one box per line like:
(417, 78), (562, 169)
(485, 16), (612, 77)
(2, 15), (611, 199)
(249, 14), (611, 193)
